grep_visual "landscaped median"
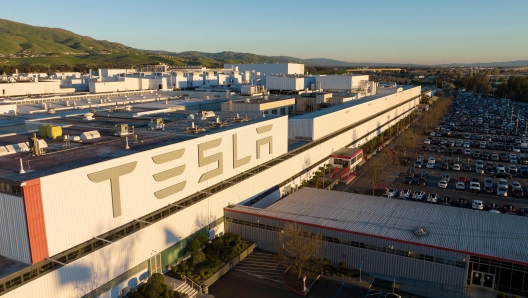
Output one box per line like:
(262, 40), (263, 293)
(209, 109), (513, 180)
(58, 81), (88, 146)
(166, 232), (256, 291)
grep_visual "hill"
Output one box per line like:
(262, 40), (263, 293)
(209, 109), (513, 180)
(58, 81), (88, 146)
(0, 18), (135, 54)
(1, 18), (526, 70)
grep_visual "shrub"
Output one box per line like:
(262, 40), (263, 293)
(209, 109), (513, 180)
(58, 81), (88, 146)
(496, 293), (507, 298)
(192, 251), (206, 265)
(338, 262), (347, 269)
(187, 239), (201, 253)
(195, 234), (209, 246)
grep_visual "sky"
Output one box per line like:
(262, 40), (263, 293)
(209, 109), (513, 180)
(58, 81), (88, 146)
(1, 0), (527, 64)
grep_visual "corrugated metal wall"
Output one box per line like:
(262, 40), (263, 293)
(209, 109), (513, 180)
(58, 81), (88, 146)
(22, 178), (49, 264)
(225, 214), (467, 293)
(0, 192), (31, 263)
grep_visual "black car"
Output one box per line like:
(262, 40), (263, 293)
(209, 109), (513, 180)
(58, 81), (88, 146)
(441, 163), (449, 170)
(484, 186), (494, 194)
(481, 152), (489, 160)
(493, 171), (513, 178)
(456, 197), (469, 208)
(422, 145), (428, 151)
(513, 187), (524, 198)
(418, 177), (426, 186)
(403, 176), (413, 184)
(430, 146), (437, 152)
(521, 170), (528, 178)
(463, 165), (472, 172)
(455, 149), (463, 155)
(485, 166), (495, 175)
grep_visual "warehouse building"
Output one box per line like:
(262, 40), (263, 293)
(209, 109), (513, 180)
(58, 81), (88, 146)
(224, 63), (304, 76)
(0, 74), (424, 297)
(220, 95), (296, 115)
(225, 188), (528, 298)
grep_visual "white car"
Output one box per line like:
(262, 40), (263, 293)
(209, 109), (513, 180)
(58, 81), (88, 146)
(463, 141), (470, 148)
(508, 165), (518, 172)
(498, 178), (509, 189)
(437, 180), (448, 189)
(428, 157), (435, 164)
(400, 189), (411, 199)
(452, 164), (461, 171)
(513, 146), (521, 152)
(456, 181), (466, 190)
(412, 190), (425, 200)
(424, 139), (431, 144)
(430, 132), (436, 137)
(472, 200), (484, 210)
(427, 193), (439, 203)
(469, 182), (481, 192)
(426, 162), (435, 169)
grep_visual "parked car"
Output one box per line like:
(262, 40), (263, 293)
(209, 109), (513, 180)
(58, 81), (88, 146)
(497, 186), (508, 197)
(426, 162), (435, 169)
(456, 181), (466, 190)
(427, 193), (439, 203)
(418, 177), (427, 186)
(414, 161), (423, 168)
(385, 188), (398, 198)
(469, 182), (481, 193)
(503, 204), (516, 215)
(484, 178), (493, 188)
(399, 189), (411, 199)
(488, 202), (499, 211)
(441, 195), (452, 206)
(452, 164), (461, 171)
(456, 197), (469, 208)
(472, 200), (484, 210)
(438, 180), (448, 189)
(441, 173), (451, 181)
(403, 176), (413, 184)
(412, 190), (425, 201)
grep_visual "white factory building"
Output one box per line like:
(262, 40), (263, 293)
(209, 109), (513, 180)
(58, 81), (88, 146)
(0, 65), (427, 298)
(224, 63), (304, 76)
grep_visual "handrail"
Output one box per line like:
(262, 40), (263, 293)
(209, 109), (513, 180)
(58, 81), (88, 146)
(181, 274), (202, 294)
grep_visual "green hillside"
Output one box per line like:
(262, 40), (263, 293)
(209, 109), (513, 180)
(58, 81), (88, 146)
(0, 18), (135, 54)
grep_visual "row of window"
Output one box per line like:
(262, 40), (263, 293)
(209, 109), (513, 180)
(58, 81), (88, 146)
(226, 217), (466, 269)
(0, 182), (22, 197)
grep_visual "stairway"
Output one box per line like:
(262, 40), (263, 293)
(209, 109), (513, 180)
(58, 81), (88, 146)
(174, 281), (199, 298)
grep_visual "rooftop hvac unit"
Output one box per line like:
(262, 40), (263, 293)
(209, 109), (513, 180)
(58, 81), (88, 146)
(115, 124), (130, 136)
(148, 118), (165, 130)
(83, 113), (95, 121)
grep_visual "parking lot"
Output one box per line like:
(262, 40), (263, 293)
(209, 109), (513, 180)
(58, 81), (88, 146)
(385, 92), (528, 216)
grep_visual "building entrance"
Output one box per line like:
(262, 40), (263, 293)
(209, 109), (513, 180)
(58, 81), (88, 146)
(472, 271), (494, 289)
(149, 253), (162, 275)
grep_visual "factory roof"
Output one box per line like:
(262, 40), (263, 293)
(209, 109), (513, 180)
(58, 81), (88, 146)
(290, 86), (417, 120)
(227, 188), (528, 265)
(230, 95), (295, 104)
(0, 97), (279, 181)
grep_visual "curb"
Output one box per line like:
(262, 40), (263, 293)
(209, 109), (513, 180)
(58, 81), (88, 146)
(281, 267), (318, 296)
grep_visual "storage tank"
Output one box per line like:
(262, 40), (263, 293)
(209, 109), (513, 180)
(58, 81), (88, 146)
(48, 126), (63, 139)
(39, 124), (52, 138)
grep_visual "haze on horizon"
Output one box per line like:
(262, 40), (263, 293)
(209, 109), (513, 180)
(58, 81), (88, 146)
(1, 0), (527, 65)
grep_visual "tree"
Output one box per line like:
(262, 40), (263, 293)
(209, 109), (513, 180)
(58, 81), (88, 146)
(362, 157), (385, 195)
(419, 94), (431, 104)
(187, 239), (201, 254)
(276, 223), (325, 279)
(397, 132), (415, 158)
(192, 250), (206, 265)
(130, 273), (176, 298)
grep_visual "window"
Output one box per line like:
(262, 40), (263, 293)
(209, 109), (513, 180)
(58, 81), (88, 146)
(334, 159), (343, 165)
(288, 106), (294, 113)
(272, 109), (277, 115)
(280, 108), (286, 115)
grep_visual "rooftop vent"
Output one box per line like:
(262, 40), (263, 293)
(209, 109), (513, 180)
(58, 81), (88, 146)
(83, 112), (95, 121)
(185, 122), (205, 133)
(413, 228), (428, 237)
(115, 124), (130, 136)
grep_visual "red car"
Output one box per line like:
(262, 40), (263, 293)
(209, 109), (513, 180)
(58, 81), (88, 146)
(503, 204), (516, 215)
(488, 202), (499, 211)
(458, 176), (468, 184)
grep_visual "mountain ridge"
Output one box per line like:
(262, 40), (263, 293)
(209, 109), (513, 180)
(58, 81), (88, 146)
(0, 18), (527, 68)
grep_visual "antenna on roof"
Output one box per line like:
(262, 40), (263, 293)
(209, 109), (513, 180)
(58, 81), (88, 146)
(19, 158), (26, 174)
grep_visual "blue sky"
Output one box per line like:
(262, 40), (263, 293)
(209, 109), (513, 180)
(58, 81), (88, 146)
(1, 0), (527, 64)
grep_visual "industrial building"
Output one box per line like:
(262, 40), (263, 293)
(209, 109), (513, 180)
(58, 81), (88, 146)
(0, 65), (424, 297)
(220, 95), (296, 115)
(225, 188), (528, 298)
(224, 63), (304, 76)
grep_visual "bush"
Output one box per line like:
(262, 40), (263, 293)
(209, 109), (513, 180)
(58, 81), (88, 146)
(192, 251), (206, 265)
(338, 262), (347, 269)
(496, 293), (507, 298)
(195, 234), (209, 246)
(187, 239), (201, 253)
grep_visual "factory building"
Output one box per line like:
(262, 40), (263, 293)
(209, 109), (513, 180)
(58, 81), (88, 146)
(0, 67), (425, 298)
(220, 95), (296, 115)
(224, 63), (304, 76)
(225, 188), (528, 298)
